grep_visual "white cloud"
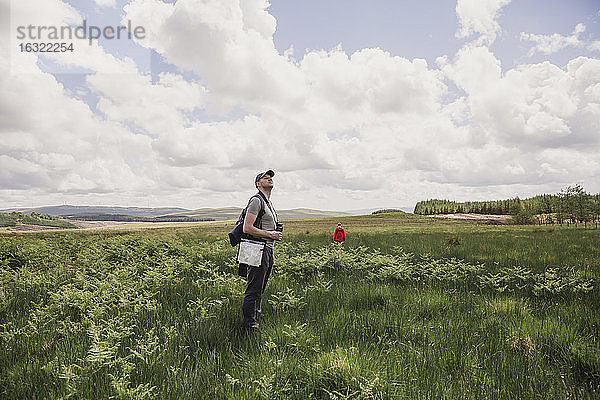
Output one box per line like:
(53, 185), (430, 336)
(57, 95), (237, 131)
(436, 45), (600, 187)
(589, 41), (600, 52)
(438, 45), (502, 94)
(89, 72), (208, 135)
(1, 0), (600, 210)
(2, 0), (158, 196)
(9, 0), (81, 28)
(123, 0), (306, 114)
(455, 0), (511, 45)
(520, 23), (588, 56)
(6, 0), (81, 74)
(240, 0), (276, 38)
(301, 48), (445, 117)
(441, 46), (600, 147)
(119, 0), (454, 195)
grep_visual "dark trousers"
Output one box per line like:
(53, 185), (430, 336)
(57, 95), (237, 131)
(242, 246), (273, 326)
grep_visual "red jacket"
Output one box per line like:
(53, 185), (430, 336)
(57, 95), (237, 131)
(333, 227), (346, 242)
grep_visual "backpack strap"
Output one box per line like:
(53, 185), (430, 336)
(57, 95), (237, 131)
(240, 193), (265, 229)
(254, 194), (265, 229)
(256, 190), (278, 224)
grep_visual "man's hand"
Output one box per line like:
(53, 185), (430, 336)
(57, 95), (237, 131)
(244, 212), (282, 240)
(268, 231), (283, 241)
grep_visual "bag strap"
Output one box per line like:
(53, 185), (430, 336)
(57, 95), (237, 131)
(240, 194), (265, 229)
(255, 194), (265, 228)
(256, 190), (278, 224)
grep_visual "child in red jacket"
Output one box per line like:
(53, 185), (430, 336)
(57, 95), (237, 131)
(333, 223), (346, 242)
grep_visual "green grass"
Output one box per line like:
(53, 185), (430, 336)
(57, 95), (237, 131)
(0, 216), (599, 399)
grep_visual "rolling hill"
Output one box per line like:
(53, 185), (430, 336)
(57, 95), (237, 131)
(0, 205), (189, 218)
(161, 207), (351, 221)
(1, 205), (352, 221)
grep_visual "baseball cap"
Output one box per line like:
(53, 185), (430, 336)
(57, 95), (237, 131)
(255, 169), (275, 183)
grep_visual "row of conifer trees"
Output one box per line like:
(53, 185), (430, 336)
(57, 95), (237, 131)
(414, 184), (600, 226)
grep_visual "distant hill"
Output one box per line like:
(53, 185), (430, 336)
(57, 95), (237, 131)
(161, 207), (242, 221)
(162, 207), (351, 221)
(67, 214), (215, 222)
(1, 205), (352, 221)
(1, 205), (190, 218)
(278, 208), (352, 220)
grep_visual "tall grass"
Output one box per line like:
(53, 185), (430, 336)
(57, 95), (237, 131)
(0, 224), (598, 399)
(282, 219), (600, 278)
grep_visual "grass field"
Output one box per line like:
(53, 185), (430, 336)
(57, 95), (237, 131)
(0, 213), (598, 399)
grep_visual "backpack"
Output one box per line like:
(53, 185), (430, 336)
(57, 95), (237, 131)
(228, 193), (265, 247)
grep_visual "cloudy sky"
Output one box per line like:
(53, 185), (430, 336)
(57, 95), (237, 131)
(1, 0), (599, 212)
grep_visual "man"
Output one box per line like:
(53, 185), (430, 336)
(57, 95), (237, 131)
(241, 169), (282, 329)
(333, 223), (346, 243)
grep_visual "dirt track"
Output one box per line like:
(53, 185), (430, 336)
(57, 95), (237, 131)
(65, 220), (131, 229)
(2, 220), (139, 233)
(7, 224), (63, 231)
(430, 213), (511, 223)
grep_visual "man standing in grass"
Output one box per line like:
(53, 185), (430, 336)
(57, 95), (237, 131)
(241, 170), (282, 329)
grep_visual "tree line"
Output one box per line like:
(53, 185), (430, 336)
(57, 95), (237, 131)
(372, 209), (404, 215)
(414, 184), (600, 227)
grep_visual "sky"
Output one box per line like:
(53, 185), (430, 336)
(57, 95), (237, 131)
(1, 0), (599, 212)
